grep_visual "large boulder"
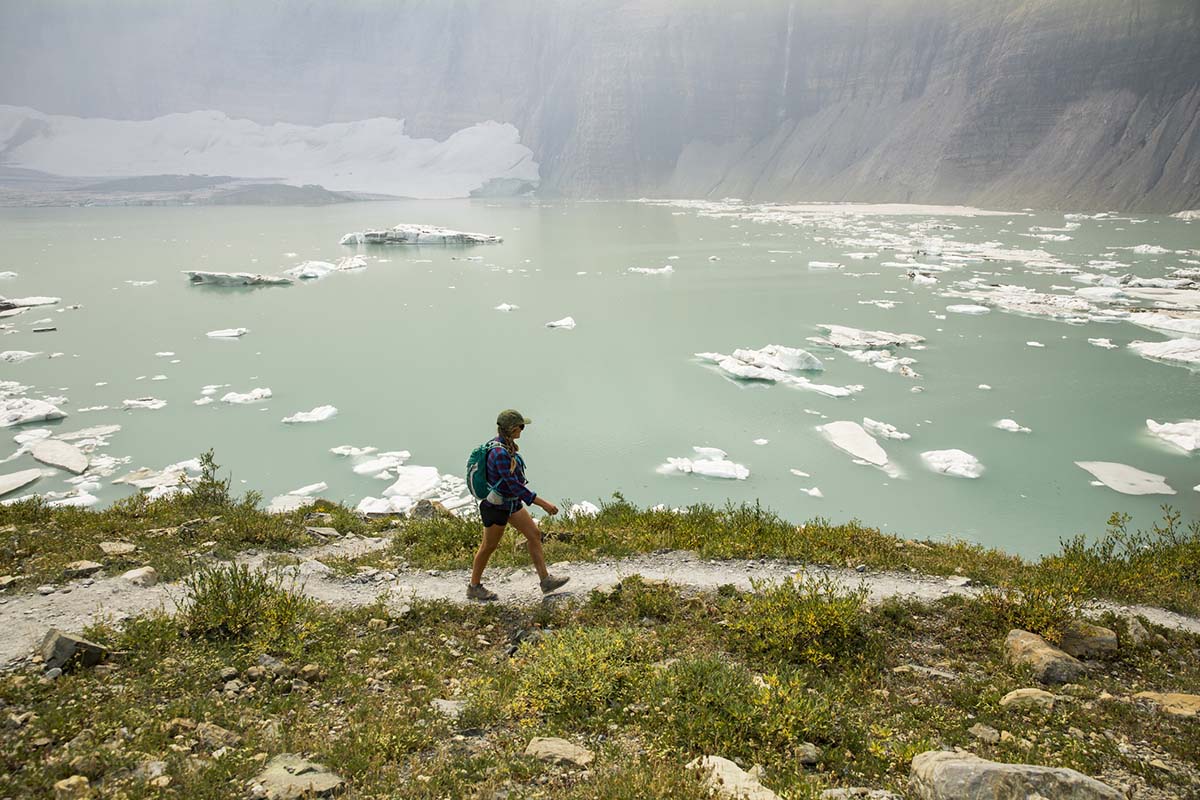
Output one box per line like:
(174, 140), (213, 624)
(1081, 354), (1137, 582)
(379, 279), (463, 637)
(1058, 621), (1118, 660)
(40, 629), (108, 671)
(1133, 691), (1200, 718)
(1004, 630), (1085, 684)
(524, 737), (594, 767)
(910, 751), (1123, 799)
(249, 754), (344, 800)
(686, 755), (779, 800)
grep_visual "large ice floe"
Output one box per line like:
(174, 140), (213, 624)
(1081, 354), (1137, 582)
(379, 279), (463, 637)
(657, 446), (750, 480)
(1, 296), (60, 309)
(0, 106), (539, 198)
(1075, 461), (1175, 495)
(1126, 312), (1200, 338)
(1128, 338), (1200, 369)
(808, 324), (925, 349)
(282, 405), (338, 424)
(340, 224), (502, 246)
(921, 449), (984, 479)
(817, 421), (901, 477)
(1145, 419), (1200, 453)
(30, 439), (88, 474)
(693, 345), (862, 397)
(184, 271), (292, 287)
(0, 468), (41, 498)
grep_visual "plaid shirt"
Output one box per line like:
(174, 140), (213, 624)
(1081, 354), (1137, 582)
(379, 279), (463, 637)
(485, 437), (536, 511)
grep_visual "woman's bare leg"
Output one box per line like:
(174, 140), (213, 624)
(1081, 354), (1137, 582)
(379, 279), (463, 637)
(471, 524), (507, 585)
(507, 508), (549, 580)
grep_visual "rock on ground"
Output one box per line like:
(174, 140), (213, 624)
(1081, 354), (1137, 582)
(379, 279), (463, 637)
(40, 629), (108, 671)
(1059, 621), (1118, 660)
(524, 737), (594, 767)
(250, 754), (344, 800)
(910, 750), (1123, 799)
(1133, 691), (1200, 718)
(821, 790), (901, 800)
(121, 566), (158, 586)
(999, 688), (1056, 712)
(1004, 629), (1085, 684)
(687, 755), (779, 800)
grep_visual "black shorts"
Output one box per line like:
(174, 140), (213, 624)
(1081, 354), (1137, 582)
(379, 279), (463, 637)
(479, 501), (511, 528)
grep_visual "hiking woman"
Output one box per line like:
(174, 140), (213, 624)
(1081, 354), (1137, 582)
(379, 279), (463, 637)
(467, 409), (569, 601)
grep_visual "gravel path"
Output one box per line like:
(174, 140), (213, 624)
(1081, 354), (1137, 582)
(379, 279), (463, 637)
(4, 535), (1198, 667)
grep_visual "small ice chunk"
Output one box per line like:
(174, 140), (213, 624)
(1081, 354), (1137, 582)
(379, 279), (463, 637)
(921, 449), (984, 479)
(818, 421), (889, 467)
(356, 495), (413, 515)
(545, 316), (576, 329)
(206, 327), (249, 338)
(155, 351), (174, 357)
(808, 261), (843, 270)
(1075, 461), (1175, 495)
(382, 465), (442, 499)
(994, 419), (1031, 433)
(1, 351), (40, 363)
(151, 374), (168, 381)
(283, 260), (337, 279)
(494, 303), (519, 312)
(658, 447), (749, 480)
(809, 324), (924, 349)
(353, 451), (411, 475)
(789, 469), (811, 478)
(193, 397), (214, 406)
(862, 418), (910, 440)
(753, 438), (769, 445)
(567, 500), (601, 517)
(186, 271), (291, 287)
(267, 494), (315, 514)
(123, 397), (166, 410)
(282, 405), (337, 424)
(331, 445), (378, 457)
(1026, 341), (1045, 348)
(221, 388), (272, 404)
(627, 265), (673, 275)
(1145, 419), (1200, 453)
(288, 482), (328, 496)
(1131, 244), (1168, 254)
(126, 280), (157, 287)
(946, 304), (990, 315)
(46, 491), (99, 508)
(1088, 338), (1117, 349)
(799, 487), (823, 498)
(978, 384), (992, 390)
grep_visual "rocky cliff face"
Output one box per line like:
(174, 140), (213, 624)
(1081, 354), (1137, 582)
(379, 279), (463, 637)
(2, 0), (1197, 211)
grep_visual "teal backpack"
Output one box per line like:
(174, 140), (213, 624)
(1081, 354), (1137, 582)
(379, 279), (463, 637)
(466, 440), (525, 502)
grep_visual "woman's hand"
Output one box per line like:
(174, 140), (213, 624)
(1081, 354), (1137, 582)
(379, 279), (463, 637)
(536, 498), (559, 515)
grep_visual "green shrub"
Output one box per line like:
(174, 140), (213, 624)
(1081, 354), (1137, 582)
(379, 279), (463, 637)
(640, 657), (833, 767)
(504, 627), (653, 724)
(179, 564), (319, 652)
(724, 574), (871, 667)
(978, 578), (1080, 645)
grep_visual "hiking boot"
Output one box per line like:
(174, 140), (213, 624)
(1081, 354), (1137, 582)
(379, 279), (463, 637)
(466, 583), (498, 602)
(539, 574), (570, 594)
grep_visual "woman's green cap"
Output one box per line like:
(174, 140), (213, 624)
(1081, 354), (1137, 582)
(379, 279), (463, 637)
(497, 409), (532, 429)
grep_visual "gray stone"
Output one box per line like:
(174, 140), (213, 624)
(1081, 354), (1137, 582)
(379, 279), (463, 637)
(0, 575), (16, 590)
(410, 498), (451, 519)
(195, 721), (241, 749)
(797, 742), (822, 766)
(1121, 615), (1151, 648)
(999, 688), (1056, 712)
(62, 560), (103, 579)
(37, 584), (56, 595)
(40, 629), (108, 671)
(1004, 630), (1085, 684)
(0, 468), (42, 498)
(99, 541), (137, 556)
(30, 439), (89, 474)
(524, 736), (594, 767)
(687, 755), (779, 800)
(821, 791), (901, 800)
(1133, 691), (1200, 718)
(1058, 621), (1118, 660)
(121, 566), (158, 586)
(968, 723), (1000, 744)
(910, 750), (1123, 799)
(431, 698), (467, 720)
(305, 526), (340, 539)
(250, 754), (345, 800)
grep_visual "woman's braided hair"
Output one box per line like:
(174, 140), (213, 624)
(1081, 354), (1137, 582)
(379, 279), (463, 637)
(497, 425), (519, 473)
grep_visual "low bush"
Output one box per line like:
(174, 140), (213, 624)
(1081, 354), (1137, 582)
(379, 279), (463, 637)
(179, 564), (319, 653)
(724, 573), (872, 668)
(978, 577), (1080, 645)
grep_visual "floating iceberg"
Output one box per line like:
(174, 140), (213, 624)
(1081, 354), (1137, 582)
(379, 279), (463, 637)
(1075, 461), (1175, 495)
(994, 419), (1031, 433)
(1127, 312), (1200, 338)
(843, 349), (920, 379)
(1, 351), (40, 363)
(731, 344), (824, 372)
(1, 397), (66, 428)
(921, 449), (984, 479)
(808, 324), (924, 349)
(1130, 244), (1169, 254)
(1, 296), (60, 308)
(799, 487), (823, 498)
(658, 446), (750, 480)
(567, 500), (601, 518)
(221, 388), (272, 404)
(331, 445), (377, 458)
(545, 316), (576, 329)
(818, 421), (890, 468)
(628, 265), (673, 275)
(0, 468), (41, 497)
(946, 304), (990, 315)
(266, 494), (316, 514)
(288, 482), (328, 497)
(1088, 338), (1117, 349)
(1128, 338), (1200, 368)
(123, 397), (166, 410)
(184, 271), (292, 287)
(283, 261), (336, 280)
(352, 451), (411, 475)
(30, 439), (88, 474)
(1145, 419), (1200, 453)
(694, 349), (856, 397)
(207, 328), (249, 338)
(341, 224), (502, 246)
(494, 303), (519, 312)
(863, 418), (910, 440)
(808, 261), (843, 270)
(282, 405), (338, 424)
